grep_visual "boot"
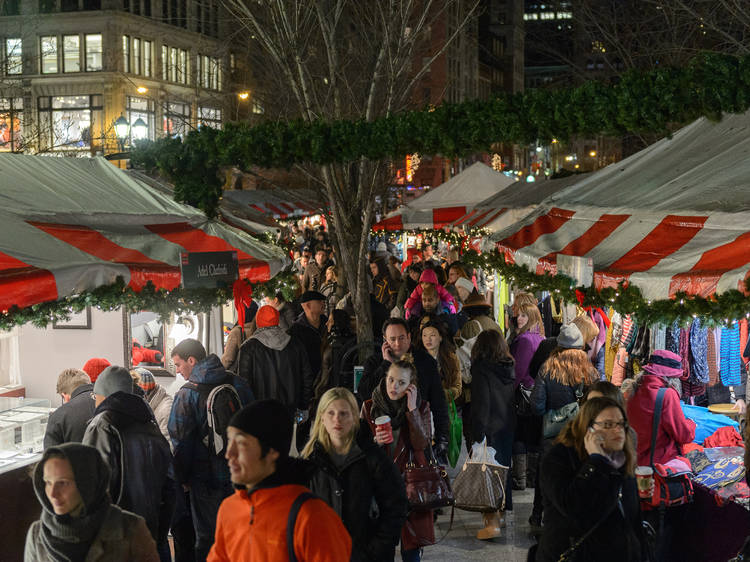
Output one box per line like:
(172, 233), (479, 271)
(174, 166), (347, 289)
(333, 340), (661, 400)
(526, 452), (540, 489)
(512, 454), (527, 490)
(476, 512), (502, 540)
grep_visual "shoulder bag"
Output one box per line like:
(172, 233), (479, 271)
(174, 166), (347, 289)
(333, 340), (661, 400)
(542, 382), (584, 439)
(453, 439), (508, 512)
(403, 444), (455, 510)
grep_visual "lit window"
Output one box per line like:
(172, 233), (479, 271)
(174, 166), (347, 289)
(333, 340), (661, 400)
(85, 34), (102, 71)
(251, 100), (264, 114)
(178, 48), (186, 84)
(0, 97), (23, 151)
(143, 40), (152, 77)
(5, 38), (21, 75)
(123, 35), (130, 73)
(161, 45), (167, 80)
(127, 96), (155, 141)
(40, 36), (58, 74)
(63, 35), (80, 73)
(38, 94), (103, 151)
(198, 106), (221, 129)
(169, 47), (177, 82)
(163, 101), (191, 137)
(133, 37), (141, 75)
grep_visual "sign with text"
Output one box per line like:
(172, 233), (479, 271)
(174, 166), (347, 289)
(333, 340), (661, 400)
(180, 251), (239, 289)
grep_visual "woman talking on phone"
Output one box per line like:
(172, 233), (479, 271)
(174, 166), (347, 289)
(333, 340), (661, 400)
(362, 357), (433, 562)
(535, 397), (645, 562)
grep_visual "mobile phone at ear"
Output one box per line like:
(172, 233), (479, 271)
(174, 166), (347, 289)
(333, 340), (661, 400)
(588, 427), (596, 433)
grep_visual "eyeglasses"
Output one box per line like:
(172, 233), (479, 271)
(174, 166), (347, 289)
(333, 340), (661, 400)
(592, 420), (628, 430)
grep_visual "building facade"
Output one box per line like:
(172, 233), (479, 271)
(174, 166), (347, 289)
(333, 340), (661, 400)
(0, 0), (249, 155)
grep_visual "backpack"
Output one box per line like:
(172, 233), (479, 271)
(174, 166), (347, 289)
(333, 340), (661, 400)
(183, 376), (242, 457)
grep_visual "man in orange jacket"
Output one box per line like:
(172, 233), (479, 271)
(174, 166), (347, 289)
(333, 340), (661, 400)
(208, 399), (352, 562)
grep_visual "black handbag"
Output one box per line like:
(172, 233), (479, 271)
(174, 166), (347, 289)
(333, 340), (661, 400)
(515, 384), (534, 416)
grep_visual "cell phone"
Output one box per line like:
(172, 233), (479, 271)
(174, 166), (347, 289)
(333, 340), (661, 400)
(588, 427), (596, 433)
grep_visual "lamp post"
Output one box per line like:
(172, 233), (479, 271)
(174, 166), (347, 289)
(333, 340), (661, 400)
(114, 114), (129, 152)
(132, 117), (148, 141)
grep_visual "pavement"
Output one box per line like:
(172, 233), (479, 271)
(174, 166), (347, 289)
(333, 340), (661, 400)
(399, 445), (538, 561)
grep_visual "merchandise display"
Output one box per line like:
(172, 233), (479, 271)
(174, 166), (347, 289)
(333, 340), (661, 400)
(0, 397), (53, 475)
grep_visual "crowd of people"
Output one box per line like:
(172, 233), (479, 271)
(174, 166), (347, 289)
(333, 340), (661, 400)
(26, 227), (750, 561)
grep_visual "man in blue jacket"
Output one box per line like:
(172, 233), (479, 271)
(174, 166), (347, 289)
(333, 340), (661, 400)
(168, 338), (254, 561)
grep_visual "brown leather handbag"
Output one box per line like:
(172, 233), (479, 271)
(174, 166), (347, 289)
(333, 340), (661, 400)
(403, 447), (455, 510)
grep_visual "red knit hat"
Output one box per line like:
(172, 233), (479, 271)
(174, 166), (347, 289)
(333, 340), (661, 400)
(82, 358), (111, 383)
(255, 305), (279, 328)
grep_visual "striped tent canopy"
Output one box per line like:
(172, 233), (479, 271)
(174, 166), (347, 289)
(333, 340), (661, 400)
(489, 112), (750, 300)
(373, 162), (516, 231)
(0, 154), (289, 312)
(222, 188), (321, 220)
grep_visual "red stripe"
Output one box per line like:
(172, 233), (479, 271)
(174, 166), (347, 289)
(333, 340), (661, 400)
(372, 215), (404, 231)
(266, 204), (285, 217)
(475, 209), (506, 228)
(279, 202), (296, 212)
(0, 251), (58, 310)
(607, 215), (707, 273)
(250, 204), (265, 214)
(541, 214), (630, 264)
(432, 206), (467, 228)
(668, 230), (750, 297)
(454, 210), (478, 226)
(498, 208), (576, 251)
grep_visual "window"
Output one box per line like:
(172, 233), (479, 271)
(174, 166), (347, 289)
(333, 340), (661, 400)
(5, 38), (22, 75)
(40, 36), (58, 74)
(61, 0), (78, 11)
(251, 100), (264, 114)
(39, 0), (56, 13)
(127, 96), (155, 141)
(163, 101), (190, 137)
(169, 47), (177, 81)
(198, 106), (221, 129)
(123, 36), (130, 72)
(63, 35), (80, 72)
(1, 0), (20, 15)
(38, 94), (103, 151)
(161, 45), (167, 79)
(133, 37), (140, 75)
(198, 55), (221, 90)
(143, 40), (152, 77)
(0, 98), (23, 151)
(178, 48), (187, 84)
(85, 34), (102, 71)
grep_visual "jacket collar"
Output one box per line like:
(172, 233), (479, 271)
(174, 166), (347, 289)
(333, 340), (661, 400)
(71, 383), (94, 400)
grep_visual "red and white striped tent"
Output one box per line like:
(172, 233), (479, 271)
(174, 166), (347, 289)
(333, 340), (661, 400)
(222, 189), (321, 220)
(0, 154), (289, 312)
(373, 162), (516, 231)
(489, 112), (750, 300)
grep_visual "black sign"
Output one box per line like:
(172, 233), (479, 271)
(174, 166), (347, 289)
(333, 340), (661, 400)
(180, 251), (239, 289)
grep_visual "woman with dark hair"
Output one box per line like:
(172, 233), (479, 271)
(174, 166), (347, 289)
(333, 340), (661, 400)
(415, 320), (462, 402)
(302, 387), (407, 562)
(362, 358), (433, 562)
(370, 258), (397, 310)
(536, 397), (643, 562)
(469, 329), (516, 540)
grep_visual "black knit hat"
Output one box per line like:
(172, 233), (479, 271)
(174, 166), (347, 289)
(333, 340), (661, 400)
(228, 399), (293, 458)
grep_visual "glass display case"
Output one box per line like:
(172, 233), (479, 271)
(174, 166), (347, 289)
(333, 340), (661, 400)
(0, 397), (53, 475)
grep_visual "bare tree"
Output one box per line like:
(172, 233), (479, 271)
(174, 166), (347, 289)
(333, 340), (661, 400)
(220, 0), (479, 344)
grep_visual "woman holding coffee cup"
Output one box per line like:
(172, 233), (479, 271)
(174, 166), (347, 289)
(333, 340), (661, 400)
(302, 387), (408, 562)
(362, 357), (433, 562)
(535, 397), (645, 562)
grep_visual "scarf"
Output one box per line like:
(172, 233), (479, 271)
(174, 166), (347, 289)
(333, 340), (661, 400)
(40, 503), (109, 562)
(370, 377), (419, 431)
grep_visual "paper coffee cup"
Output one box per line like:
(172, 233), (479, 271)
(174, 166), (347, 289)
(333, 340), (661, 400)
(374, 416), (394, 444)
(635, 466), (654, 499)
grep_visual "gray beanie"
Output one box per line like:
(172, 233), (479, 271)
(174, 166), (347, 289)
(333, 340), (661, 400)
(93, 365), (133, 397)
(557, 323), (584, 349)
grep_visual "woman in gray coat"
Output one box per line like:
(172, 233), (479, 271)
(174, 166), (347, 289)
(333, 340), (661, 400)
(25, 442), (158, 562)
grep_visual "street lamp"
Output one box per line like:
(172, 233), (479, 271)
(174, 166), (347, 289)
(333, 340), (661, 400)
(114, 114), (129, 151)
(132, 117), (148, 140)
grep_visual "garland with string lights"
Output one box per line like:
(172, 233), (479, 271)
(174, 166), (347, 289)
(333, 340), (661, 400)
(0, 270), (299, 332)
(462, 250), (750, 326)
(370, 227), (492, 247)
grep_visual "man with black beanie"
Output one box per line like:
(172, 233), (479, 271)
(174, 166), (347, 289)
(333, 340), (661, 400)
(208, 399), (351, 562)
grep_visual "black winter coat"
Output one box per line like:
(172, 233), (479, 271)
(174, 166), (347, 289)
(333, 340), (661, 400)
(238, 326), (313, 412)
(470, 358), (516, 443)
(288, 312), (328, 379)
(528, 337), (558, 381)
(307, 425), (408, 562)
(82, 391), (176, 545)
(536, 443), (643, 562)
(43, 383), (95, 449)
(530, 370), (583, 416)
(359, 348), (450, 446)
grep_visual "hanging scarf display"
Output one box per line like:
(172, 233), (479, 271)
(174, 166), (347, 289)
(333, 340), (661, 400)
(720, 324), (742, 386)
(665, 320), (681, 355)
(688, 319), (709, 385)
(706, 328), (720, 386)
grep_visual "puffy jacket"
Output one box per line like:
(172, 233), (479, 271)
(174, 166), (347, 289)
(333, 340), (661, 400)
(145, 384), (173, 447)
(359, 349), (450, 448)
(307, 426), (408, 562)
(530, 371), (584, 417)
(470, 357), (516, 443)
(168, 354), (254, 487)
(43, 383), (95, 449)
(82, 392), (176, 544)
(238, 326), (313, 412)
(510, 331), (545, 388)
(208, 459), (352, 562)
(627, 374), (696, 465)
(25, 504), (159, 562)
(403, 269), (457, 319)
(537, 443), (643, 562)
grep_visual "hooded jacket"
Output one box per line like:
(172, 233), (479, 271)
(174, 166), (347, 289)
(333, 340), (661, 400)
(470, 357), (516, 443)
(403, 268), (457, 319)
(82, 393), (175, 545)
(627, 374), (696, 465)
(168, 354), (255, 486)
(207, 458), (352, 562)
(307, 425), (408, 562)
(145, 384), (173, 447)
(25, 444), (158, 562)
(43, 383), (96, 449)
(237, 326), (313, 412)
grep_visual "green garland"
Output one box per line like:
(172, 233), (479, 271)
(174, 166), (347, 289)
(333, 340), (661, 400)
(0, 271), (299, 332)
(370, 227), (492, 247)
(462, 250), (750, 326)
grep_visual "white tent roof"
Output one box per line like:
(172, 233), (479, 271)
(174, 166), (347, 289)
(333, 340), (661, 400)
(0, 154), (288, 312)
(488, 111), (750, 299)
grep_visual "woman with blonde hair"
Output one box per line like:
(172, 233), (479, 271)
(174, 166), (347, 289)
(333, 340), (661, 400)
(303, 387), (407, 562)
(536, 397), (644, 562)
